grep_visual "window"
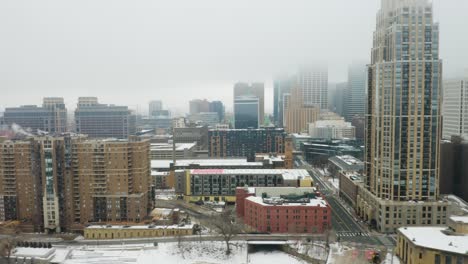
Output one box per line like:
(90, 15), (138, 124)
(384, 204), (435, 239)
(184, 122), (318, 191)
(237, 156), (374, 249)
(435, 254), (440, 264)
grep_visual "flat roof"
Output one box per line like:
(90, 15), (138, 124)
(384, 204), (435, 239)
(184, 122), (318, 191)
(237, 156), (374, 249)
(86, 224), (193, 230)
(151, 171), (170, 176)
(245, 196), (328, 208)
(151, 159), (263, 169)
(333, 155), (363, 166)
(450, 216), (468, 224)
(150, 142), (196, 151)
(398, 227), (468, 255)
(189, 169), (310, 180)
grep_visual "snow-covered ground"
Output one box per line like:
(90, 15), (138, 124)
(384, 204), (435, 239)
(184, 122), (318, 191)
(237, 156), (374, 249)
(327, 178), (339, 189)
(382, 252), (401, 264)
(38, 241), (310, 264)
(290, 240), (328, 261)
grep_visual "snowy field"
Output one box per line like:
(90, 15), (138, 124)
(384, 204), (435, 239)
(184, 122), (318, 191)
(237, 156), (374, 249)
(54, 241), (310, 264)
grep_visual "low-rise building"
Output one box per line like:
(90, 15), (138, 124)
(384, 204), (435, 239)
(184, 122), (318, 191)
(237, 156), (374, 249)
(309, 119), (356, 140)
(339, 172), (363, 207)
(84, 224), (193, 240)
(328, 155), (364, 175)
(182, 169), (313, 203)
(396, 215), (468, 264)
(150, 142), (197, 159)
(152, 171), (172, 189)
(236, 187), (331, 233)
(302, 140), (363, 163)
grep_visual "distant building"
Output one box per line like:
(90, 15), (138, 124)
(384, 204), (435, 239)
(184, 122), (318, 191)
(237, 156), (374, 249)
(75, 97), (136, 139)
(236, 187), (331, 233)
(344, 63), (366, 122)
(172, 117), (187, 128)
(297, 66), (328, 110)
(351, 115), (365, 145)
(396, 216), (468, 264)
(148, 100), (163, 117)
(3, 97), (67, 134)
(209, 101), (225, 123)
(189, 99), (210, 115)
(208, 128), (286, 161)
(283, 84), (320, 134)
(443, 77), (468, 140)
(309, 119), (356, 140)
(183, 169), (313, 203)
(234, 96), (260, 129)
(329, 155), (364, 207)
(301, 139), (362, 163)
(188, 112), (219, 127)
(234, 82), (265, 125)
(273, 76), (293, 127)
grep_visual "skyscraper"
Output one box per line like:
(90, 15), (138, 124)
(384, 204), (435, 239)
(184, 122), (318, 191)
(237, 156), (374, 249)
(283, 82), (319, 134)
(297, 66), (328, 110)
(357, 0), (449, 233)
(345, 64), (367, 121)
(209, 101), (225, 122)
(3, 97), (67, 133)
(189, 99), (210, 115)
(442, 76), (468, 140)
(234, 96), (259, 129)
(234, 82), (264, 125)
(273, 76), (293, 127)
(75, 97), (136, 139)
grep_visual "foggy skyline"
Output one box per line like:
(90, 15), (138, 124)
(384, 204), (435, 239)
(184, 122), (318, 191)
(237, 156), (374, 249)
(1, 0), (467, 114)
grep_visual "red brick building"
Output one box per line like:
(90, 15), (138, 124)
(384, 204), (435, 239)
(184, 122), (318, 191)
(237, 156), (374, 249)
(236, 187), (331, 233)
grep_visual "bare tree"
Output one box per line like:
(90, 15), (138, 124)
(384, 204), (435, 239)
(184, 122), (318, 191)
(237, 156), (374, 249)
(0, 238), (15, 264)
(206, 209), (242, 255)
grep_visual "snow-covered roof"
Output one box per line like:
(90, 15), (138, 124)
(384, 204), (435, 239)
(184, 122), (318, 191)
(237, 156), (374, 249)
(450, 216), (468, 224)
(189, 169), (310, 180)
(245, 196), (328, 208)
(398, 227), (468, 255)
(150, 142), (196, 151)
(151, 159), (263, 169)
(86, 224), (193, 230)
(151, 171), (170, 176)
(13, 248), (55, 259)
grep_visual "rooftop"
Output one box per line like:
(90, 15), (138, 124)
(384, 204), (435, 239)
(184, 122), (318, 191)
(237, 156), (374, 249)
(151, 158), (263, 169)
(86, 224), (193, 230)
(450, 216), (468, 224)
(398, 227), (468, 255)
(190, 169), (310, 180)
(333, 155), (363, 166)
(246, 195), (328, 208)
(150, 142), (197, 151)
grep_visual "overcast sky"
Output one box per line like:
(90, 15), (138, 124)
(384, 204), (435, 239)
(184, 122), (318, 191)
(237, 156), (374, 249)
(0, 0), (467, 114)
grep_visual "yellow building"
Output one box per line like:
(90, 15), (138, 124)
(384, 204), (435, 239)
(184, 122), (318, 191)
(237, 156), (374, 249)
(396, 216), (468, 264)
(84, 224), (193, 240)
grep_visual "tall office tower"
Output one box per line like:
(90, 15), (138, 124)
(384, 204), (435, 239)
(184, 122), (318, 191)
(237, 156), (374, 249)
(234, 96), (260, 129)
(357, 0), (449, 233)
(273, 76), (293, 127)
(234, 82), (265, 125)
(442, 77), (468, 140)
(284, 84), (319, 134)
(71, 138), (151, 226)
(189, 99), (210, 115)
(345, 64), (367, 121)
(209, 101), (225, 122)
(4, 97), (67, 134)
(148, 100), (163, 117)
(208, 128), (286, 161)
(75, 97), (136, 139)
(297, 66), (328, 110)
(0, 139), (43, 231)
(333, 83), (347, 117)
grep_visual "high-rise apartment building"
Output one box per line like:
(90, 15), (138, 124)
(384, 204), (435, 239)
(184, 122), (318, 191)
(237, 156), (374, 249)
(297, 66), (328, 110)
(234, 96), (260, 129)
(148, 100), (163, 117)
(71, 138), (151, 227)
(208, 128), (286, 161)
(357, 0), (449, 233)
(3, 97), (67, 133)
(442, 77), (468, 140)
(273, 76), (293, 127)
(75, 97), (136, 139)
(234, 82), (265, 125)
(345, 64), (367, 121)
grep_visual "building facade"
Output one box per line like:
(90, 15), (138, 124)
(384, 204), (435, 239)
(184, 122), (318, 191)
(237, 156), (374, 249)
(358, 0), (449, 233)
(3, 97), (67, 134)
(209, 101), (225, 123)
(442, 78), (468, 140)
(309, 119), (356, 140)
(297, 66), (328, 110)
(273, 76), (293, 127)
(208, 128), (286, 161)
(189, 99), (210, 115)
(234, 82), (265, 125)
(344, 63), (367, 122)
(234, 96), (259, 129)
(236, 187), (331, 233)
(75, 97), (136, 139)
(284, 82), (320, 134)
(439, 140), (468, 202)
(148, 100), (163, 117)
(84, 224), (193, 240)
